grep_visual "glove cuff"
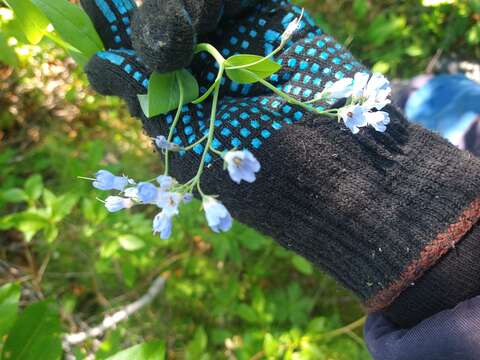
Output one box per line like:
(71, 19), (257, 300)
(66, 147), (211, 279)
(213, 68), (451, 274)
(383, 221), (480, 328)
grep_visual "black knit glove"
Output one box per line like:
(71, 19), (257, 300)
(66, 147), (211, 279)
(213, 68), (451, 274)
(81, 0), (480, 327)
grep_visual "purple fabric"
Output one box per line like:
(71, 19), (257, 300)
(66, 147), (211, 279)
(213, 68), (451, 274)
(365, 296), (480, 360)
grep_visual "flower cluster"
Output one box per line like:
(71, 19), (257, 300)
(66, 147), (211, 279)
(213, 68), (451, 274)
(320, 73), (392, 134)
(90, 149), (260, 240)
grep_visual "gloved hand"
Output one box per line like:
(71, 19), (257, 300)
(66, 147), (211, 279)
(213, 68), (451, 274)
(80, 0), (480, 327)
(365, 296), (480, 360)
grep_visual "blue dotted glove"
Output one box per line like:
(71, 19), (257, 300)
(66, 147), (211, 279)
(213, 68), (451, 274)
(365, 296), (480, 360)
(81, 0), (480, 329)
(82, 0), (365, 159)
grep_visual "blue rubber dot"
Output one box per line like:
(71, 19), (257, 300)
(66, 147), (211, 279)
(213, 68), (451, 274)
(230, 120), (240, 127)
(295, 45), (304, 54)
(193, 144), (204, 155)
(272, 122), (282, 130)
(221, 128), (231, 137)
(240, 128), (251, 138)
(307, 48), (317, 56)
(114, 35), (121, 43)
(250, 120), (260, 128)
(282, 105), (292, 113)
(231, 137), (242, 147)
(261, 114), (271, 121)
(288, 58), (297, 67)
(251, 138), (262, 149)
(111, 25), (118, 32)
(261, 129), (271, 139)
(230, 36), (238, 45)
(311, 63), (320, 73)
(294, 111), (303, 121)
(241, 40), (250, 49)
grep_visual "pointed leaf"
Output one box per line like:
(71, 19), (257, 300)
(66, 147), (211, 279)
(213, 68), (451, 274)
(225, 54), (281, 84)
(30, 0), (104, 58)
(0, 283), (21, 339)
(105, 340), (165, 360)
(4, 0), (49, 44)
(139, 70), (199, 118)
(2, 301), (62, 360)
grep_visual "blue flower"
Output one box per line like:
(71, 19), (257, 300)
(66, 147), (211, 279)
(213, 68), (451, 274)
(156, 175), (175, 191)
(137, 182), (159, 204)
(156, 192), (182, 216)
(183, 193), (194, 203)
(153, 211), (173, 240)
(224, 150), (261, 184)
(93, 170), (129, 191)
(339, 105), (368, 134)
(104, 196), (133, 213)
(154, 136), (181, 152)
(203, 197), (232, 233)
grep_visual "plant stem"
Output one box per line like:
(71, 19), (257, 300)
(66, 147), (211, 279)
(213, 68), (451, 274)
(183, 135), (208, 151)
(195, 43), (225, 65)
(225, 43), (285, 70)
(189, 64), (225, 197)
(251, 72), (337, 118)
(164, 75), (185, 176)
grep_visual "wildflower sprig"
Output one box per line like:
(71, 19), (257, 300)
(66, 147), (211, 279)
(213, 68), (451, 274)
(85, 14), (392, 240)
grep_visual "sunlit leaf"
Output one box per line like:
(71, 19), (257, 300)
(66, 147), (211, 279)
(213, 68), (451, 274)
(2, 301), (62, 360)
(138, 70), (199, 118)
(30, 0), (104, 58)
(105, 340), (165, 360)
(118, 235), (146, 251)
(4, 0), (49, 44)
(0, 283), (21, 339)
(225, 54), (281, 84)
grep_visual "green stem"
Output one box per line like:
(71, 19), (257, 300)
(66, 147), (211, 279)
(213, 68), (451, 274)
(250, 71), (336, 118)
(164, 75), (185, 176)
(195, 43), (225, 65)
(190, 64), (225, 197)
(225, 43), (285, 71)
(183, 135), (208, 151)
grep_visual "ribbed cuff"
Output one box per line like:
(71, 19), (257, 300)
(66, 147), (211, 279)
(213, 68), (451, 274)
(383, 221), (480, 328)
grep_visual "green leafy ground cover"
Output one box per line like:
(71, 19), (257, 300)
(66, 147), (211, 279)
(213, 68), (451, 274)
(0, 0), (478, 359)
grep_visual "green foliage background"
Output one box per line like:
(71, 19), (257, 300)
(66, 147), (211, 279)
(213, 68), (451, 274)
(0, 0), (478, 359)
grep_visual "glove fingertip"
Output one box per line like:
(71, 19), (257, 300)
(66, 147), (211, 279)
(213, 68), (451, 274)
(131, 0), (196, 73)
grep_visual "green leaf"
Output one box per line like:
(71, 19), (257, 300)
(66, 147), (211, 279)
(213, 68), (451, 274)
(51, 193), (78, 222)
(0, 188), (28, 204)
(30, 0), (104, 59)
(2, 301), (62, 360)
(105, 341), (165, 360)
(0, 32), (18, 67)
(225, 54), (281, 84)
(0, 283), (21, 339)
(24, 174), (43, 201)
(138, 69), (199, 118)
(186, 327), (207, 360)
(118, 235), (146, 251)
(0, 211), (50, 242)
(4, 0), (49, 45)
(291, 255), (314, 275)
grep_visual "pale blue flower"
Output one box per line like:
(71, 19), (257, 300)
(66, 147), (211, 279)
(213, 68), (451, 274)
(153, 211), (173, 240)
(104, 196), (133, 213)
(93, 170), (129, 191)
(321, 78), (354, 99)
(156, 192), (182, 216)
(224, 150), (261, 184)
(156, 175), (174, 190)
(183, 193), (194, 203)
(154, 136), (180, 152)
(339, 105), (368, 134)
(360, 73), (391, 111)
(203, 197), (232, 233)
(137, 182), (159, 204)
(364, 111), (390, 132)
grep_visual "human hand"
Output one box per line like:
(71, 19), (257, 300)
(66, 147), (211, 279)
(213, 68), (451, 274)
(81, 0), (480, 328)
(365, 296), (480, 360)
